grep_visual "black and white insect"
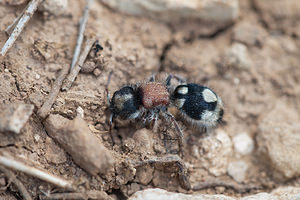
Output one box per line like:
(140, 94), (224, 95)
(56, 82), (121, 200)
(106, 74), (224, 151)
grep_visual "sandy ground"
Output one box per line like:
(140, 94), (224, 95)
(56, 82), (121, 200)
(0, 0), (300, 199)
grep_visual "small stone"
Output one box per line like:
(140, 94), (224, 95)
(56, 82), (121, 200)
(135, 165), (154, 185)
(34, 134), (40, 142)
(116, 162), (136, 185)
(233, 77), (240, 85)
(39, 0), (68, 16)
(44, 114), (114, 175)
(257, 101), (300, 180)
(93, 68), (102, 77)
(81, 61), (97, 73)
(0, 103), (34, 134)
(222, 43), (252, 70)
(233, 132), (254, 155)
(91, 105), (98, 110)
(0, 177), (6, 186)
(100, 0), (239, 24)
(129, 187), (300, 200)
(95, 123), (103, 131)
(126, 183), (142, 196)
(129, 188), (236, 200)
(4, 69), (9, 73)
(66, 110), (73, 115)
(19, 92), (27, 97)
(35, 73), (41, 80)
(100, 0), (239, 37)
(76, 106), (84, 118)
(227, 161), (248, 183)
(199, 129), (233, 176)
(46, 63), (63, 72)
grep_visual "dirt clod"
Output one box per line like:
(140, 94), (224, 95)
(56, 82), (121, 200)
(135, 164), (154, 185)
(0, 103), (34, 134)
(257, 101), (300, 180)
(198, 130), (233, 176)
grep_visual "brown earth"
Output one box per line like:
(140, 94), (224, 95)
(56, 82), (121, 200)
(0, 0), (300, 199)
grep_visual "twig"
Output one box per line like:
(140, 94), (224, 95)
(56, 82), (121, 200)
(40, 193), (88, 200)
(40, 190), (110, 200)
(61, 37), (96, 91)
(37, 64), (69, 119)
(0, 166), (32, 200)
(5, 10), (24, 36)
(0, 0), (42, 57)
(0, 155), (74, 190)
(70, 0), (93, 71)
(131, 155), (191, 190)
(192, 179), (262, 194)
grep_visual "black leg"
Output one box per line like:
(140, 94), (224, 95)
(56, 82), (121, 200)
(108, 113), (115, 146)
(149, 73), (156, 82)
(163, 112), (184, 156)
(173, 74), (186, 83)
(165, 74), (173, 87)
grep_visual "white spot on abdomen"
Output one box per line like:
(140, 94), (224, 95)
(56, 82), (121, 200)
(202, 88), (217, 103)
(177, 86), (188, 95)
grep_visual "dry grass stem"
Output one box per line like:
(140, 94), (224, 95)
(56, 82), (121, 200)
(0, 155), (74, 190)
(0, 0), (42, 57)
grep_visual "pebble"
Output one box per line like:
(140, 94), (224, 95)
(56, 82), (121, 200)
(227, 160), (248, 183)
(257, 101), (300, 180)
(0, 178), (6, 187)
(233, 132), (254, 155)
(66, 110), (73, 115)
(39, 0), (68, 16)
(76, 106), (84, 118)
(128, 187), (300, 200)
(93, 68), (102, 77)
(81, 61), (96, 73)
(99, 0), (239, 24)
(223, 43), (252, 70)
(44, 114), (114, 175)
(135, 164), (154, 185)
(199, 129), (233, 176)
(0, 103), (34, 134)
(35, 73), (41, 80)
(34, 134), (40, 142)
